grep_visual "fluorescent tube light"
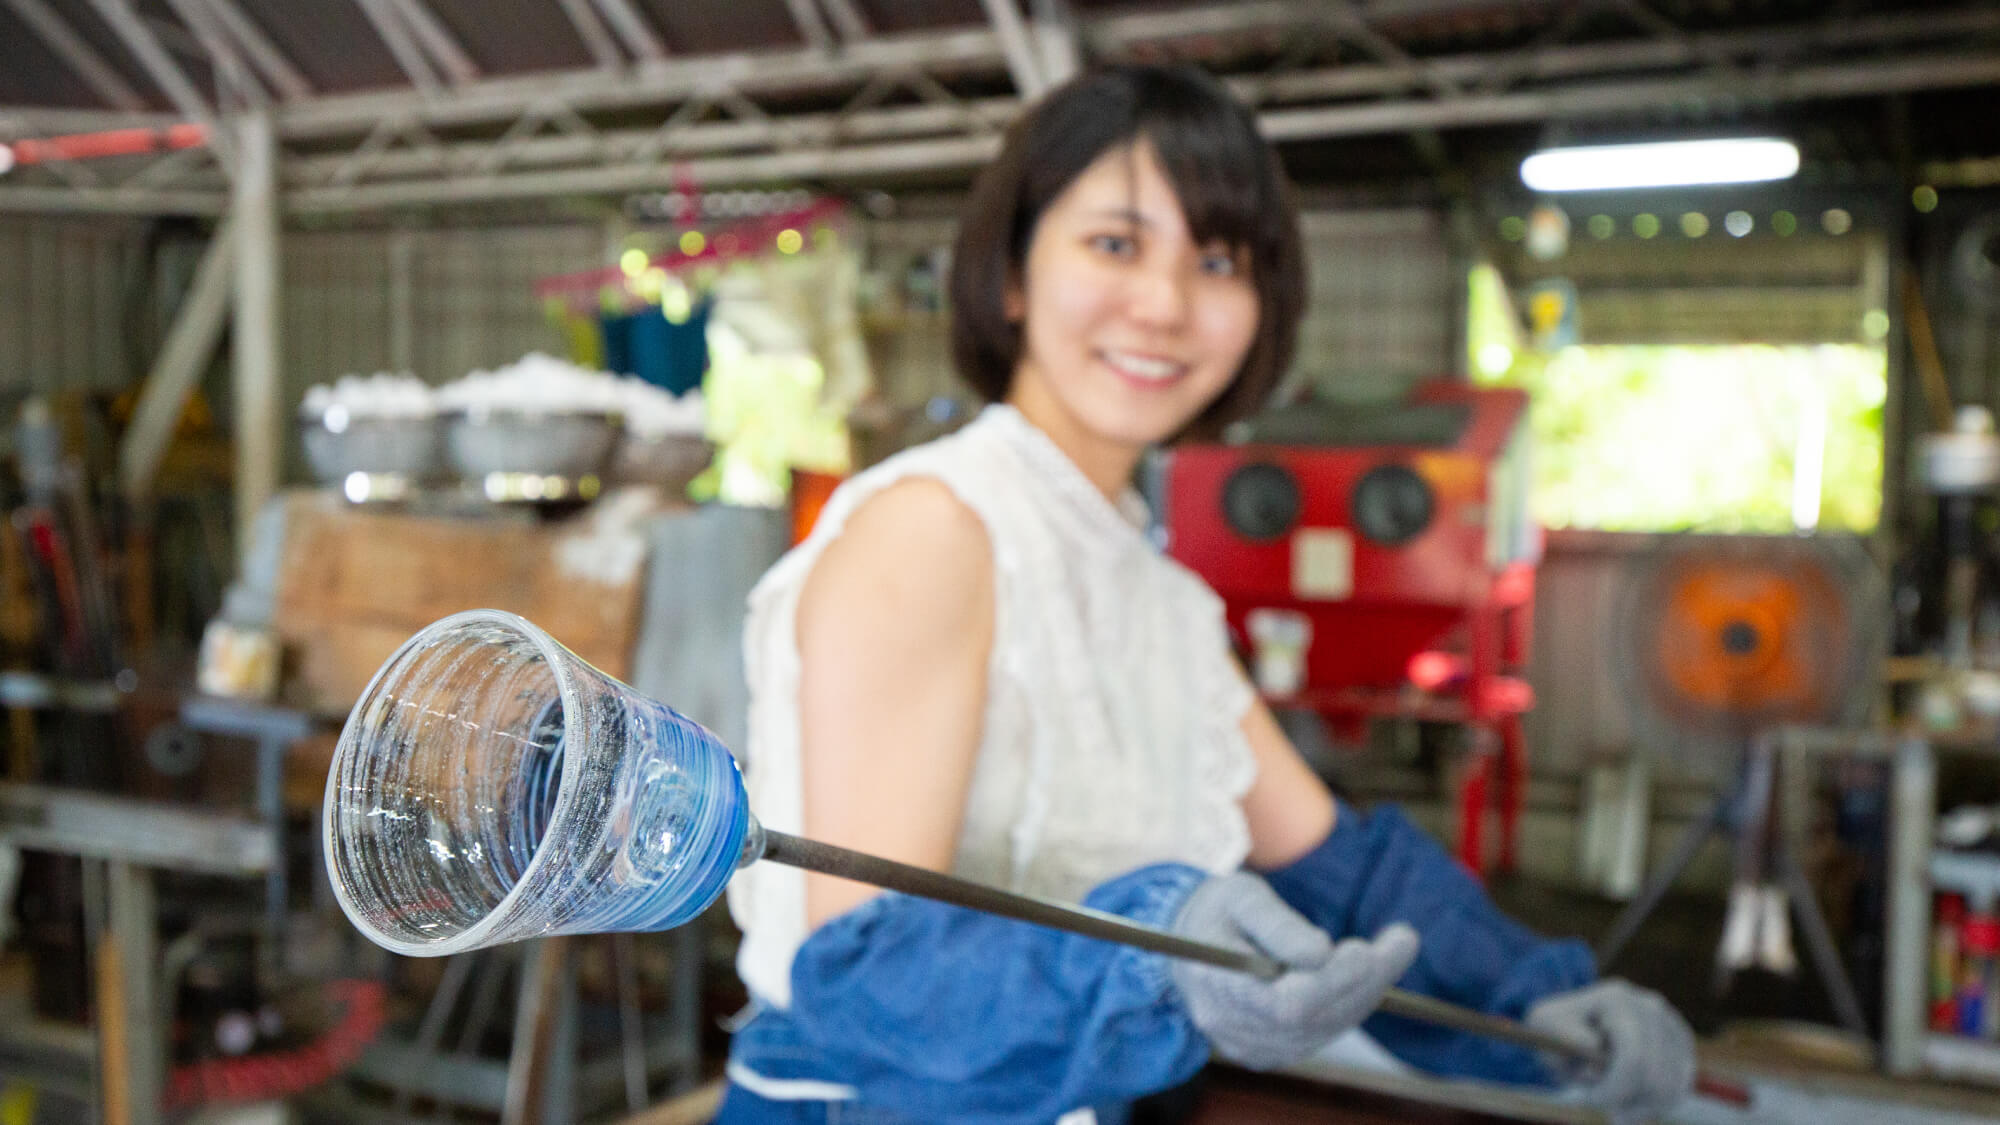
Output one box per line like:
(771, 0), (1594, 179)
(1520, 138), (1800, 192)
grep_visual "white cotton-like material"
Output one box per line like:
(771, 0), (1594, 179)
(436, 352), (624, 414)
(727, 404), (1257, 1009)
(426, 353), (705, 434)
(299, 371), (434, 419)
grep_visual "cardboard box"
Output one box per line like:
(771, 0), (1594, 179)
(272, 493), (654, 710)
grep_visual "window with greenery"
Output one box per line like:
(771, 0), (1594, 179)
(1466, 265), (1885, 534)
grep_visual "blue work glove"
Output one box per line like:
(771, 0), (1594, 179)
(1526, 980), (1695, 1125)
(1170, 871), (1420, 1071)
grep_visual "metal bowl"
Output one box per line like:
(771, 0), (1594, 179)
(611, 433), (714, 495)
(442, 409), (620, 503)
(299, 412), (441, 500)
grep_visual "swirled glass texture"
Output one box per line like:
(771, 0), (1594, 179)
(322, 609), (749, 956)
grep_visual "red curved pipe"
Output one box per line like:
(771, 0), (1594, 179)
(162, 978), (386, 1110)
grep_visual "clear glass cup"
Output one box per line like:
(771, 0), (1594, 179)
(322, 609), (751, 956)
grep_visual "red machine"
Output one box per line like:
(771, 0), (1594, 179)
(1162, 380), (1539, 874)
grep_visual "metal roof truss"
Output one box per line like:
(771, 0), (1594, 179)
(1, 0), (1998, 216)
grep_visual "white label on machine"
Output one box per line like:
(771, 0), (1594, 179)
(1292, 528), (1353, 600)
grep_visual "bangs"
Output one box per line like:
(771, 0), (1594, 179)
(1136, 77), (1285, 260)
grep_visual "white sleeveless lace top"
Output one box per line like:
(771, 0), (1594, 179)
(727, 404), (1258, 1008)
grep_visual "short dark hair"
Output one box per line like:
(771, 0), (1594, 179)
(948, 64), (1305, 441)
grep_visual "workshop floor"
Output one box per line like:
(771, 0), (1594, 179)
(1484, 877), (1847, 1037)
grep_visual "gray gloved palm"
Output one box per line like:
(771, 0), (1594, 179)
(1170, 872), (1419, 1071)
(1526, 979), (1696, 1125)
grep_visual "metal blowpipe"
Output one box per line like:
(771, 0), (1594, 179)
(757, 828), (1752, 1108)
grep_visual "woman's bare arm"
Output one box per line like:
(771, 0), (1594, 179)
(1237, 691), (1339, 870)
(795, 478), (996, 926)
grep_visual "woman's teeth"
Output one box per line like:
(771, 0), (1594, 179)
(1101, 350), (1186, 382)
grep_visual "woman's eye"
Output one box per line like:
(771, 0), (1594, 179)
(1090, 234), (1137, 258)
(1200, 249), (1243, 277)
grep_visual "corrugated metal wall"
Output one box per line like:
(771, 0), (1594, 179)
(1293, 209), (1457, 395)
(283, 230), (396, 391)
(0, 216), (602, 429)
(0, 217), (150, 398)
(1524, 535), (1639, 781)
(279, 223), (603, 471)
(283, 224), (603, 394)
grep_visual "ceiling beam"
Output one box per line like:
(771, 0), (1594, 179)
(1085, 0), (1307, 49)
(1240, 5), (2000, 104)
(979, 0), (1046, 97)
(160, 0), (269, 106)
(84, 0), (231, 164)
(200, 0), (313, 100)
(287, 133), (1002, 212)
(0, 184), (226, 214)
(386, 0), (480, 84)
(554, 0), (622, 68)
(14, 0), (2000, 219)
(781, 0), (835, 51)
(1256, 49), (2000, 141)
(351, 0), (444, 96)
(274, 26), (1005, 138)
(1, 0), (148, 112)
(292, 46), (2000, 212)
(1603, 0), (1684, 42)
(0, 107), (182, 135)
(1320, 0), (1464, 99)
(261, 3), (2000, 144)
(591, 0), (667, 62)
(284, 96), (1021, 186)
(13, 29), (2000, 220)
(818, 0), (871, 44)
(1031, 0), (1081, 88)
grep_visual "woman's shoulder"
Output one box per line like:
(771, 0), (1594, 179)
(818, 414), (1027, 546)
(833, 475), (992, 572)
(794, 474), (995, 682)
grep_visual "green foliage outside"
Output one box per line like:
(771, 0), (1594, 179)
(1467, 266), (1885, 533)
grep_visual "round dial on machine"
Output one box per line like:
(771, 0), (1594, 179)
(1221, 462), (1301, 542)
(1351, 464), (1436, 546)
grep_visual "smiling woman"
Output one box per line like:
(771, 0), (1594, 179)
(714, 63), (1695, 1125)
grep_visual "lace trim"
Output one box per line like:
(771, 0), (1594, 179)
(980, 405), (1153, 545)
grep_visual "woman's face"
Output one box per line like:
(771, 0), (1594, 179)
(1005, 140), (1261, 476)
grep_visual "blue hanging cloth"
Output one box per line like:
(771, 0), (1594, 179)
(600, 310), (636, 377)
(601, 296), (711, 394)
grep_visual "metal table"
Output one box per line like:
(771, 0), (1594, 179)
(1765, 725), (2000, 1084)
(0, 783), (275, 1125)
